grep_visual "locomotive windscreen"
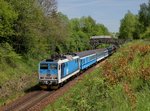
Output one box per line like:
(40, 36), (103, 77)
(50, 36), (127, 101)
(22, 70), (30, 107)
(40, 64), (48, 69)
(50, 64), (57, 69)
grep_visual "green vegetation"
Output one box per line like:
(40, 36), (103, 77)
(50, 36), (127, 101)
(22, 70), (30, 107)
(119, 0), (150, 39)
(0, 0), (109, 106)
(0, 43), (38, 105)
(69, 16), (109, 51)
(119, 11), (138, 39)
(0, 0), (18, 39)
(0, 0), (110, 55)
(44, 41), (150, 111)
(97, 44), (110, 48)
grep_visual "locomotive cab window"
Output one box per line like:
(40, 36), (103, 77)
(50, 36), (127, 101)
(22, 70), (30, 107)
(50, 64), (57, 69)
(40, 64), (48, 69)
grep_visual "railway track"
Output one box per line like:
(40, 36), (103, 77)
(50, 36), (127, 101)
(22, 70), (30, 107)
(1, 59), (106, 111)
(2, 91), (53, 111)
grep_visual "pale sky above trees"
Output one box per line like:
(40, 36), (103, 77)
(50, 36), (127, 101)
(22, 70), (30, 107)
(58, 0), (148, 32)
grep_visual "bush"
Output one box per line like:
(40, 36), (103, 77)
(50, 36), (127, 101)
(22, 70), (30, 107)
(0, 43), (38, 106)
(0, 43), (21, 67)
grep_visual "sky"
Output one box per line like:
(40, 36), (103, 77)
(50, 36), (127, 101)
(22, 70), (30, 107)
(57, 0), (148, 32)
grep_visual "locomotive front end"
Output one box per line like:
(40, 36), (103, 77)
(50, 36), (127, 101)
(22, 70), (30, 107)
(39, 62), (59, 87)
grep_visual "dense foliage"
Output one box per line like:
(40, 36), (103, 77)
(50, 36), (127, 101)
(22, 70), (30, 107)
(0, 0), (109, 57)
(119, 0), (150, 39)
(119, 11), (138, 39)
(69, 16), (109, 51)
(0, 0), (18, 42)
(45, 41), (150, 111)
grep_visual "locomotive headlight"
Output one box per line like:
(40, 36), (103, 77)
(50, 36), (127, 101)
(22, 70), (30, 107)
(54, 76), (58, 79)
(40, 77), (44, 79)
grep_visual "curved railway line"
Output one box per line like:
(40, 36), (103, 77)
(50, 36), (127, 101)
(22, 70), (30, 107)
(2, 91), (53, 111)
(1, 49), (110, 111)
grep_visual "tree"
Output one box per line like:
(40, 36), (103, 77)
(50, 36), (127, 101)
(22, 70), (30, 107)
(95, 23), (109, 36)
(38, 0), (57, 16)
(138, 0), (150, 39)
(80, 16), (96, 36)
(5, 0), (45, 54)
(139, 0), (150, 32)
(69, 16), (110, 51)
(0, 0), (18, 43)
(47, 12), (71, 54)
(0, 0), (110, 58)
(140, 27), (150, 39)
(119, 11), (138, 39)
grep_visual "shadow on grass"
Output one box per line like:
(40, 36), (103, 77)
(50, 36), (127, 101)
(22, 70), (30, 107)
(24, 84), (42, 93)
(24, 83), (54, 93)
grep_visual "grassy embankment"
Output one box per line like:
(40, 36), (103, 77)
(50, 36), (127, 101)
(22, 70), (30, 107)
(0, 43), (42, 106)
(45, 40), (150, 111)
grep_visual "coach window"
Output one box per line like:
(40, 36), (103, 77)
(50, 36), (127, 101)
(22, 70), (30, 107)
(83, 59), (85, 64)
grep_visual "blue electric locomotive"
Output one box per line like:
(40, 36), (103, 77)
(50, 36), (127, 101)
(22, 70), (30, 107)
(39, 54), (80, 88)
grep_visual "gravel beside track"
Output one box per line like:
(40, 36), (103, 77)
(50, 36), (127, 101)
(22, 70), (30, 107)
(1, 91), (52, 111)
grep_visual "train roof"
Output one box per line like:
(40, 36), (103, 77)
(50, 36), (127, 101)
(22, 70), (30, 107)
(91, 36), (111, 39)
(41, 53), (79, 63)
(76, 48), (106, 58)
(41, 48), (107, 62)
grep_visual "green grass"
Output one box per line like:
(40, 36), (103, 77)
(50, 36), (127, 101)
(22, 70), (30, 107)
(44, 40), (150, 111)
(0, 43), (40, 106)
(97, 43), (110, 48)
